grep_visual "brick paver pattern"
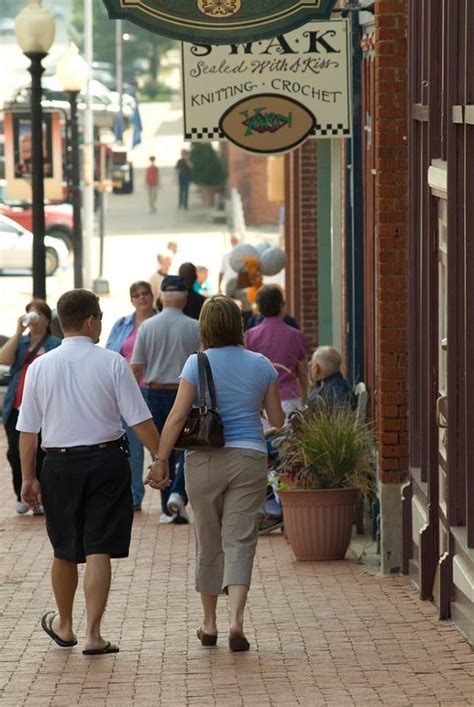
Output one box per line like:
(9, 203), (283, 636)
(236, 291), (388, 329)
(1, 430), (473, 706)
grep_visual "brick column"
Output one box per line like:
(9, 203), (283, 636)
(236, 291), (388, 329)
(284, 140), (318, 352)
(375, 0), (409, 572)
(227, 146), (279, 226)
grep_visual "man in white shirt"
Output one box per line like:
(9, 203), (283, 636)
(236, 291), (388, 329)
(17, 289), (167, 656)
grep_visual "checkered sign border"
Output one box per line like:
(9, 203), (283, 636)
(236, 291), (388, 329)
(185, 124), (350, 140)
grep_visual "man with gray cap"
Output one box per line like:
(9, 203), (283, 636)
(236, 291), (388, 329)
(131, 276), (200, 523)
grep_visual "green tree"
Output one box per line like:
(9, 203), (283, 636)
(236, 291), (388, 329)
(190, 143), (227, 187)
(71, 0), (176, 80)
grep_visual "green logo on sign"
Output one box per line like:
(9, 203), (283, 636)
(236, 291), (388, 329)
(241, 107), (293, 136)
(103, 1), (338, 45)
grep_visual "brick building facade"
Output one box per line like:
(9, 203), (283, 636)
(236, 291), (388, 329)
(226, 146), (279, 227)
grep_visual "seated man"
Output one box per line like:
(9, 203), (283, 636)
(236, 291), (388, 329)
(258, 345), (354, 536)
(306, 346), (354, 410)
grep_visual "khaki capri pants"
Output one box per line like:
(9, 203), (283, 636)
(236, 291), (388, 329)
(185, 447), (268, 595)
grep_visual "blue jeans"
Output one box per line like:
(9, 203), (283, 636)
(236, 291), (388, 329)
(124, 420), (145, 506)
(143, 388), (187, 514)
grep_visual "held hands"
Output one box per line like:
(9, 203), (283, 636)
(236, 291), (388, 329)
(21, 478), (42, 513)
(144, 459), (170, 491)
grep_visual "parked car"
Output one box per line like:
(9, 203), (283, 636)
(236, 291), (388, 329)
(0, 214), (68, 276)
(9, 78), (134, 132)
(0, 180), (74, 252)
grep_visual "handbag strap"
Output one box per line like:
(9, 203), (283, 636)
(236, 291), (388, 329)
(196, 351), (218, 409)
(19, 333), (49, 371)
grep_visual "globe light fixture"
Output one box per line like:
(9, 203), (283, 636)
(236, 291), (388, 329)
(56, 45), (88, 288)
(15, 0), (56, 299)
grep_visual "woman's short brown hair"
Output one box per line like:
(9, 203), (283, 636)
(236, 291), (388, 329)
(57, 289), (100, 332)
(199, 295), (244, 349)
(26, 298), (52, 322)
(129, 281), (152, 298)
(26, 299), (52, 333)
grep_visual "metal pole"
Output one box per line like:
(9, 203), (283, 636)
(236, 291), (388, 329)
(115, 19), (123, 141)
(69, 91), (83, 288)
(99, 189), (105, 277)
(83, 0), (94, 289)
(92, 143), (109, 293)
(27, 52), (47, 300)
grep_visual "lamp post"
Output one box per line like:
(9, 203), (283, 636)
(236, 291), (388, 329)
(56, 45), (88, 289)
(15, 0), (55, 300)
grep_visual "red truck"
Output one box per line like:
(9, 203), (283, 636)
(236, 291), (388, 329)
(0, 180), (74, 252)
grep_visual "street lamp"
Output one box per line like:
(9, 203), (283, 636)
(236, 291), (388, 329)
(15, 0), (55, 300)
(56, 45), (88, 288)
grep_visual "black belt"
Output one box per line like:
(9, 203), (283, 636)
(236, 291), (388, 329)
(44, 437), (126, 455)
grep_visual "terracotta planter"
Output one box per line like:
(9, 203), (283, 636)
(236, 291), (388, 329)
(279, 487), (359, 561)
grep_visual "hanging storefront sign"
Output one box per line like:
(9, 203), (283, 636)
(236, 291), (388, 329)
(3, 111), (63, 201)
(103, 0), (338, 45)
(182, 19), (351, 154)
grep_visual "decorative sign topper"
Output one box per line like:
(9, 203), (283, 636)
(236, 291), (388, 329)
(103, 0), (338, 45)
(182, 20), (351, 154)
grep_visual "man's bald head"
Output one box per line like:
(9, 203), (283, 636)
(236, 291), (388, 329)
(310, 346), (342, 382)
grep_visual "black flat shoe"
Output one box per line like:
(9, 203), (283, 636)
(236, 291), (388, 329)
(229, 633), (250, 652)
(197, 627), (217, 646)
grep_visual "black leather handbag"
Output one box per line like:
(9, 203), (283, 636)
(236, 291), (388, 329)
(175, 352), (225, 450)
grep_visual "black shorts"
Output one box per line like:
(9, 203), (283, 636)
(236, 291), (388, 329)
(41, 447), (133, 564)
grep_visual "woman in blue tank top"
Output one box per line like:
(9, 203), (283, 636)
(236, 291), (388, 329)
(147, 295), (285, 652)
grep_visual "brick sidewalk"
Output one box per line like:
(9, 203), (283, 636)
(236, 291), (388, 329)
(1, 429), (473, 706)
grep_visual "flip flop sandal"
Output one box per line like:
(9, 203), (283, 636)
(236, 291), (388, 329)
(229, 634), (250, 652)
(197, 627), (218, 646)
(41, 612), (77, 648)
(82, 641), (120, 655)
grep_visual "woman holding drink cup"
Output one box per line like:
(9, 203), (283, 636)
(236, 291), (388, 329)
(0, 300), (61, 514)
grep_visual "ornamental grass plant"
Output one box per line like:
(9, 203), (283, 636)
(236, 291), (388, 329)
(274, 404), (375, 496)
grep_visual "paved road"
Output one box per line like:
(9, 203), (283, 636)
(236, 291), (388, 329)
(1, 428), (474, 706)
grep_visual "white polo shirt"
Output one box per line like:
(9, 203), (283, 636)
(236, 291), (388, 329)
(17, 336), (152, 448)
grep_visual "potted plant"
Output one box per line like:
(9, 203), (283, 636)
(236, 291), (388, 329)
(274, 405), (375, 561)
(189, 143), (227, 206)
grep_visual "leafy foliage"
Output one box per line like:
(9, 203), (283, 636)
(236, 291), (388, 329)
(190, 143), (227, 187)
(274, 406), (375, 495)
(71, 0), (177, 80)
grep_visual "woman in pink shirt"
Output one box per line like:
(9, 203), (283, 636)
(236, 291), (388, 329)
(106, 281), (156, 509)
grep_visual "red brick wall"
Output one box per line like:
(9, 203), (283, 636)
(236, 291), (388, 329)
(375, 0), (409, 483)
(284, 141), (318, 352)
(227, 145), (279, 227)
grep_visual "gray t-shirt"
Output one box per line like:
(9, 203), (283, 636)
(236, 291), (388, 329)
(131, 307), (200, 384)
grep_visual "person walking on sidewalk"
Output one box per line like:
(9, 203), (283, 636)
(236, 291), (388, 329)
(179, 262), (206, 320)
(131, 276), (200, 524)
(149, 252), (172, 309)
(145, 156), (159, 213)
(0, 299), (61, 515)
(17, 289), (167, 655)
(245, 285), (309, 419)
(147, 295), (285, 651)
(175, 149), (192, 209)
(106, 281), (156, 511)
